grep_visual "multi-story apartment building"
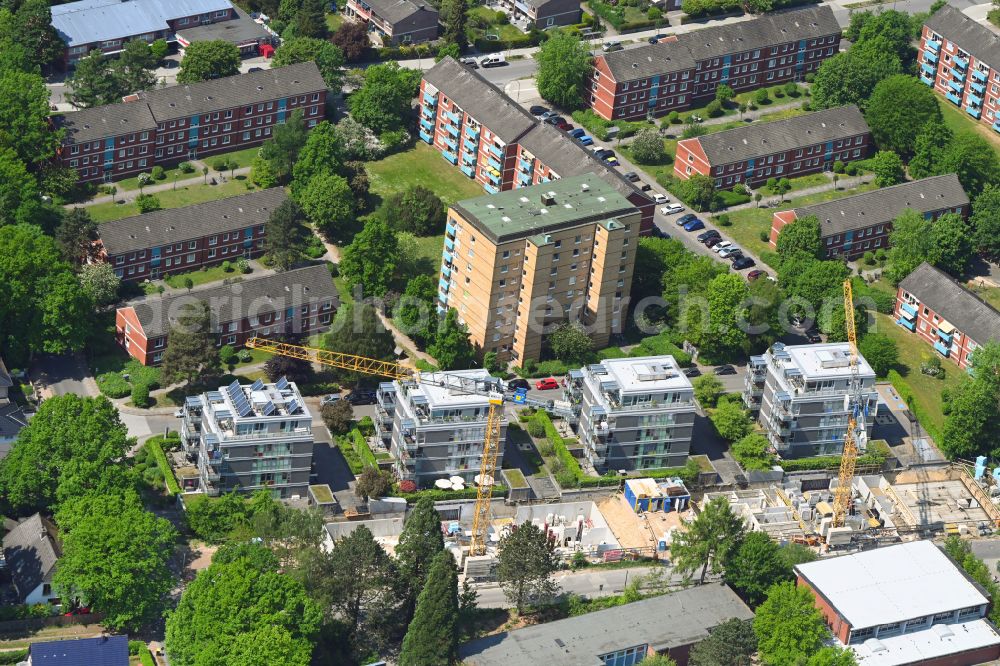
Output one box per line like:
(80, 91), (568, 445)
(568, 356), (696, 472)
(96, 188), (286, 281)
(57, 62), (327, 185)
(376, 370), (507, 486)
(770, 175), (968, 259)
(441, 175), (638, 363)
(674, 105), (871, 189)
(52, 0), (240, 65)
(498, 0), (581, 30)
(744, 342), (878, 458)
(896, 262), (1000, 370)
(420, 57), (655, 233)
(343, 0), (439, 44)
(588, 6), (840, 121)
(796, 541), (1000, 665)
(919, 5), (1000, 132)
(180, 377), (314, 498)
(174, 5), (276, 57)
(115, 264), (338, 365)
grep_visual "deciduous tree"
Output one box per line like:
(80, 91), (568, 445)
(299, 171), (356, 242)
(395, 274), (437, 345)
(339, 218), (399, 297)
(55, 208), (98, 265)
(497, 523), (560, 613)
(885, 209), (934, 284)
(159, 300), (222, 386)
(348, 62), (419, 133)
(331, 21), (370, 62)
(724, 532), (792, 607)
(322, 302), (396, 384)
(753, 582), (832, 666)
(273, 37), (344, 88)
(78, 263), (121, 306)
(730, 433), (773, 472)
(263, 354), (314, 384)
(0, 146), (38, 226)
(971, 184), (1000, 259)
(177, 40), (241, 83)
(670, 496), (744, 584)
(380, 185), (446, 236)
(265, 199), (311, 270)
(692, 374), (724, 408)
(0, 67), (61, 166)
(321, 399), (354, 436)
(547, 322), (593, 366)
(429, 308), (475, 370)
(11, 0), (62, 70)
(810, 44), (901, 111)
(535, 32), (593, 110)
(857, 333), (899, 377)
(689, 618), (757, 666)
(870, 150), (904, 188)
(864, 75), (941, 157)
(908, 117), (952, 180)
(939, 132), (1000, 197)
(630, 129), (668, 165)
(290, 121), (343, 195)
(261, 110), (309, 182)
(941, 378), (1000, 459)
(929, 212), (974, 277)
(710, 399), (752, 442)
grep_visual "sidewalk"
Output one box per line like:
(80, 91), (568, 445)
(66, 166), (252, 209)
(723, 173), (874, 212)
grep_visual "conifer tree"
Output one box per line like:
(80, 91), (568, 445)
(399, 550), (459, 666)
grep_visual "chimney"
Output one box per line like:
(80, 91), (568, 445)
(541, 193), (556, 206)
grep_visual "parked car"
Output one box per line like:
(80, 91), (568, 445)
(540, 111), (557, 120)
(460, 56), (480, 68)
(345, 390), (376, 405)
(747, 269), (767, 281)
(704, 236), (723, 248)
(732, 256), (756, 270)
(569, 128), (586, 138)
(558, 122), (574, 131)
(648, 33), (667, 44)
(530, 105), (549, 116)
(683, 219), (705, 232)
(661, 203), (684, 215)
(714, 365), (737, 376)
(602, 40), (623, 52)
(712, 240), (733, 253)
(248, 67), (264, 73)
(578, 135), (594, 146)
(320, 394), (341, 406)
(604, 155), (619, 166)
(535, 377), (560, 390)
(479, 53), (506, 67)
(652, 226), (670, 239)
(677, 213), (697, 224)
(683, 367), (701, 377)
(718, 245), (741, 258)
(543, 115), (565, 126)
(640, 182), (652, 192)
(507, 378), (531, 391)
(806, 329), (823, 343)
(653, 193), (669, 204)
(697, 229), (720, 242)
(726, 251), (744, 263)
(593, 148), (614, 159)
(622, 171), (640, 182)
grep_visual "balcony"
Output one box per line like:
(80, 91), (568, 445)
(971, 80), (986, 94)
(423, 92), (437, 105)
(445, 222), (456, 236)
(949, 68), (965, 82)
(444, 236), (455, 251)
(519, 158), (532, 172)
(954, 56), (968, 70)
(419, 130), (433, 144)
(921, 62), (936, 77)
(488, 156), (502, 171)
(925, 39), (940, 52)
(442, 150), (458, 165)
(460, 164), (475, 178)
(441, 264), (451, 278)
(993, 120), (1000, 133)
(420, 117), (433, 131)
(937, 328), (953, 343)
(966, 106), (982, 119)
(946, 91), (962, 106)
(974, 68), (988, 82)
(445, 124), (459, 137)
(517, 171), (531, 185)
(933, 340), (950, 357)
(465, 126), (479, 139)
(439, 277), (450, 292)
(488, 143), (503, 158)
(443, 137), (458, 151)
(923, 50), (937, 64)
(484, 183), (499, 194)
(948, 78), (964, 92)
(445, 110), (461, 123)
(463, 137), (477, 153)
(968, 93), (983, 106)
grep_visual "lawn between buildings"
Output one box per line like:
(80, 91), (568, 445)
(88, 177), (255, 223)
(365, 141), (486, 207)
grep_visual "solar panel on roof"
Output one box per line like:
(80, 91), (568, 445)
(251, 379), (265, 391)
(237, 401), (253, 417)
(286, 399), (300, 414)
(228, 379), (241, 394)
(275, 377), (289, 391)
(262, 401), (276, 416)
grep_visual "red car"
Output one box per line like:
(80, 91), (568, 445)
(535, 378), (560, 390)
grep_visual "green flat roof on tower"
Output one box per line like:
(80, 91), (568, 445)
(452, 174), (637, 243)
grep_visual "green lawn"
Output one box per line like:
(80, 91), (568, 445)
(721, 182), (879, 265)
(89, 177), (257, 222)
(163, 263), (251, 289)
(970, 283), (1000, 310)
(396, 232), (445, 289)
(325, 12), (345, 32)
(764, 172), (831, 195)
(680, 84), (808, 122)
(207, 145), (261, 169)
(113, 165), (184, 193)
(938, 97), (1000, 158)
(874, 312), (970, 438)
(366, 142), (485, 206)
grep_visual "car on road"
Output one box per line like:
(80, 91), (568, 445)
(530, 105), (549, 116)
(653, 193), (669, 204)
(661, 203), (684, 215)
(507, 378), (531, 392)
(648, 33), (667, 43)
(704, 236), (723, 248)
(479, 54), (506, 67)
(460, 56), (480, 68)
(535, 377), (560, 390)
(569, 128), (586, 138)
(806, 329), (823, 343)
(718, 245), (741, 259)
(604, 155), (619, 166)
(320, 394), (341, 406)
(714, 365), (737, 376)
(578, 135), (594, 146)
(683, 218), (705, 232)
(248, 67), (264, 73)
(683, 367), (701, 377)
(712, 240), (733, 253)
(697, 229), (720, 242)
(540, 111), (557, 120)
(543, 115), (565, 126)
(345, 390), (376, 405)
(602, 41), (623, 52)
(747, 269), (767, 281)
(622, 171), (639, 182)
(732, 256), (756, 270)
(593, 148), (614, 159)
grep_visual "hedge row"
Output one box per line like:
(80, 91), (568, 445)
(473, 31), (546, 53)
(570, 109), (653, 142)
(335, 435), (365, 475)
(145, 436), (181, 495)
(395, 485), (507, 503)
(0, 651), (28, 665)
(778, 448), (887, 472)
(0, 604), (53, 622)
(351, 428), (378, 468)
(886, 369), (943, 443)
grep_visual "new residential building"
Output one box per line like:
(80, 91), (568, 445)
(919, 5), (1000, 132)
(896, 262), (1000, 370)
(568, 356), (696, 472)
(796, 540), (1000, 665)
(420, 57), (655, 232)
(52, 0), (239, 65)
(181, 378), (314, 498)
(675, 105), (871, 188)
(770, 175), (969, 259)
(57, 62), (327, 184)
(497, 0), (581, 30)
(744, 342), (878, 458)
(115, 264), (338, 365)
(343, 0), (439, 44)
(376, 370), (508, 486)
(441, 175), (638, 363)
(588, 6), (840, 121)
(96, 188), (286, 281)
(27, 635), (129, 666)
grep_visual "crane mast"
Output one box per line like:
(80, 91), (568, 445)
(245, 337), (507, 556)
(832, 279), (866, 528)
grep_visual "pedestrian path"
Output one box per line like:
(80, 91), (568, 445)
(723, 173), (874, 212)
(65, 166), (252, 209)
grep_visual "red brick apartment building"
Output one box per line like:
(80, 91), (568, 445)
(116, 265), (338, 365)
(673, 105), (871, 189)
(895, 262), (1000, 371)
(796, 541), (1000, 665)
(51, 0), (239, 65)
(56, 62), (326, 185)
(770, 175), (969, 259)
(343, 0), (440, 45)
(588, 6), (840, 121)
(420, 57), (655, 232)
(96, 188), (286, 281)
(918, 5), (1000, 133)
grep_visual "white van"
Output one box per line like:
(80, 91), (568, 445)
(479, 53), (506, 67)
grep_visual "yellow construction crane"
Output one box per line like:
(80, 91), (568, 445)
(831, 279), (867, 528)
(246, 337), (524, 556)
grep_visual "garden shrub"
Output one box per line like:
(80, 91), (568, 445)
(96, 372), (131, 398)
(131, 383), (151, 408)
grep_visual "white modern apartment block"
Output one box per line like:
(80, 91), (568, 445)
(569, 356), (696, 472)
(745, 342), (877, 458)
(181, 377), (314, 498)
(377, 369), (508, 486)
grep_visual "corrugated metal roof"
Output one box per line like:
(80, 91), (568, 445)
(52, 0), (236, 47)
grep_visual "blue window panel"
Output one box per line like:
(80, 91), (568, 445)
(444, 137), (458, 151)
(484, 183), (499, 194)
(419, 130), (433, 144)
(420, 117), (433, 130)
(933, 340), (950, 356)
(488, 156), (502, 171)
(946, 91), (962, 105)
(901, 302), (917, 316)
(971, 80), (986, 94)
(437, 304), (446, 314)
(465, 126), (479, 138)
(423, 92), (437, 105)
(519, 158), (532, 171)
(464, 138), (477, 152)
(948, 78), (963, 92)
(897, 317), (916, 331)
(487, 170), (500, 183)
(442, 249), (452, 264)
(968, 92), (983, 105)
(973, 69), (987, 82)
(926, 39), (940, 52)
(966, 106), (982, 119)
(460, 164), (475, 178)
(190, 115), (200, 127)
(444, 236), (455, 251)
(937, 329), (953, 342)
(954, 56), (968, 69)
(445, 110), (461, 123)
(278, 98), (287, 110)
(923, 50), (937, 63)
(921, 62), (936, 76)
(439, 278), (450, 291)
(441, 265), (451, 277)
(517, 171), (531, 185)
(920, 73), (934, 86)
(488, 143), (503, 158)
(950, 68), (965, 81)
(445, 222), (456, 236)
(446, 124), (459, 137)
